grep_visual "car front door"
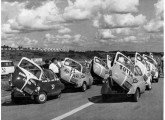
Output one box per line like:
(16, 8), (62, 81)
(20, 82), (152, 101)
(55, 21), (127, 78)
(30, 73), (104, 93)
(93, 57), (107, 78)
(112, 52), (134, 90)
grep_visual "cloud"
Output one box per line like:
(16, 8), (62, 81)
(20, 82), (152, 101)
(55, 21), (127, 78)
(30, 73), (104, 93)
(111, 28), (132, 35)
(105, 0), (139, 13)
(103, 14), (147, 28)
(44, 33), (86, 45)
(2, 1), (64, 34)
(144, 0), (164, 33)
(58, 27), (71, 34)
(63, 0), (139, 22)
(144, 20), (163, 32)
(123, 36), (137, 42)
(19, 37), (38, 47)
(2, 0), (142, 35)
(98, 29), (115, 39)
(2, 35), (38, 47)
(154, 0), (164, 20)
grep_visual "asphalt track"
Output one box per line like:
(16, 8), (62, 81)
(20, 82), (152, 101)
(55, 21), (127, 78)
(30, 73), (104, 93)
(1, 78), (163, 120)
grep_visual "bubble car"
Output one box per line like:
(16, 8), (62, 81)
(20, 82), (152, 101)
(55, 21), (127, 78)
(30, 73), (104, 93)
(101, 52), (146, 102)
(60, 58), (93, 92)
(143, 54), (159, 82)
(135, 52), (152, 90)
(11, 57), (65, 104)
(90, 56), (109, 83)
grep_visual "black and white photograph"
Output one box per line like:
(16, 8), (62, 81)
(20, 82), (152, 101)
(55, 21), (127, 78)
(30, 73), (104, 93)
(1, 0), (164, 120)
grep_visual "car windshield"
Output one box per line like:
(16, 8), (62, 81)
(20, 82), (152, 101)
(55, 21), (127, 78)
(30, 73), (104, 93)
(116, 54), (134, 73)
(19, 59), (41, 79)
(64, 59), (82, 72)
(95, 58), (106, 68)
(136, 54), (143, 62)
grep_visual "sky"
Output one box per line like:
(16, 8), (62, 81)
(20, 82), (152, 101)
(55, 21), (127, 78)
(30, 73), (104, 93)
(1, 0), (164, 52)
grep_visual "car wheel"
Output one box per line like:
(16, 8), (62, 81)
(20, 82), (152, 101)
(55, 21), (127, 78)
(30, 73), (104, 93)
(35, 92), (47, 104)
(81, 82), (87, 92)
(132, 89), (140, 102)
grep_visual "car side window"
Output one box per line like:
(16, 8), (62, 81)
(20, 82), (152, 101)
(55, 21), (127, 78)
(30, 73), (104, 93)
(20, 59), (41, 79)
(64, 59), (81, 72)
(95, 58), (106, 68)
(116, 54), (134, 73)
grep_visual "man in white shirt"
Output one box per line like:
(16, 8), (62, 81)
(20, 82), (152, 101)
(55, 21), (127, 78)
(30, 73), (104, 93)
(49, 58), (60, 77)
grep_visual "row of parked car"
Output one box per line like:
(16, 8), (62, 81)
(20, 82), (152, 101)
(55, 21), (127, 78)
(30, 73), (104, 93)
(4, 52), (160, 104)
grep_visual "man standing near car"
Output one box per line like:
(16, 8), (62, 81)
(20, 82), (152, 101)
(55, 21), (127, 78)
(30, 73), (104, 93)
(49, 58), (60, 77)
(42, 59), (50, 69)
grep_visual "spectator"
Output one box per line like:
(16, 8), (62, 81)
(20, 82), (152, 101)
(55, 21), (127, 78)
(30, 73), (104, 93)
(49, 58), (60, 77)
(42, 60), (50, 69)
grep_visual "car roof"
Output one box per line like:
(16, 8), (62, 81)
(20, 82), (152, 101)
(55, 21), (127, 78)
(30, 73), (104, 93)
(1, 60), (13, 63)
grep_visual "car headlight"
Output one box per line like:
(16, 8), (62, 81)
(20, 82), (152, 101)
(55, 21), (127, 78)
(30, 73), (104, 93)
(133, 78), (138, 83)
(16, 77), (21, 80)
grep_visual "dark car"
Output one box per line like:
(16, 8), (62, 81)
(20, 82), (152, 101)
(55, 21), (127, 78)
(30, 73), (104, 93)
(11, 57), (65, 104)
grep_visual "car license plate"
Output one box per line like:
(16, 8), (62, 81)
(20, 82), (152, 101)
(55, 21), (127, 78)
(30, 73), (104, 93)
(24, 87), (33, 95)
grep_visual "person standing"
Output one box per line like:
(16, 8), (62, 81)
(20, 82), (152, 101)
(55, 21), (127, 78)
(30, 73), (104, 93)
(49, 58), (60, 77)
(42, 60), (50, 69)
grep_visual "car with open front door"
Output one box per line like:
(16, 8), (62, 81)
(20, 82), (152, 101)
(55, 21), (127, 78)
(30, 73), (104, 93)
(135, 52), (152, 90)
(90, 56), (109, 83)
(143, 54), (159, 83)
(101, 52), (146, 102)
(60, 58), (93, 92)
(11, 57), (65, 104)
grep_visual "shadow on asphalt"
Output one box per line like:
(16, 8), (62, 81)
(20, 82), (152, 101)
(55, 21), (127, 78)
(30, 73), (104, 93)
(1, 96), (61, 106)
(62, 88), (81, 93)
(1, 99), (35, 106)
(88, 94), (132, 103)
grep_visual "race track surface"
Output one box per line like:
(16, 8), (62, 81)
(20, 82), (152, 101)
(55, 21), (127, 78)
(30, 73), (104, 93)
(1, 78), (163, 120)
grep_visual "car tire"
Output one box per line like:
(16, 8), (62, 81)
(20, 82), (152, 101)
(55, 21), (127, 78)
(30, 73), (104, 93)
(132, 89), (140, 102)
(35, 92), (47, 104)
(81, 82), (87, 92)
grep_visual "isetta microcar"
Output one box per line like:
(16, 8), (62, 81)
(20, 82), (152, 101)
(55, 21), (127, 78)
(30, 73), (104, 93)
(60, 58), (93, 92)
(101, 52), (146, 102)
(90, 56), (109, 83)
(135, 53), (152, 90)
(143, 54), (159, 82)
(11, 57), (65, 104)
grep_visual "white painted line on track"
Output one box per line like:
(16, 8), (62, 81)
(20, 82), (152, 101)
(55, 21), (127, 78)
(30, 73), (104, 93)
(51, 102), (94, 120)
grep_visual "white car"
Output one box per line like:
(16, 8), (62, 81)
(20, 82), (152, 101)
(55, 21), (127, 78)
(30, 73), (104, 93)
(60, 58), (93, 91)
(1, 60), (15, 76)
(143, 54), (159, 82)
(135, 53), (152, 90)
(101, 52), (146, 102)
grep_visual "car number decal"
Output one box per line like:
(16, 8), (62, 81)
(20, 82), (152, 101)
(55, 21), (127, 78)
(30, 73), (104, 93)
(51, 84), (55, 89)
(2, 67), (6, 73)
(120, 65), (133, 78)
